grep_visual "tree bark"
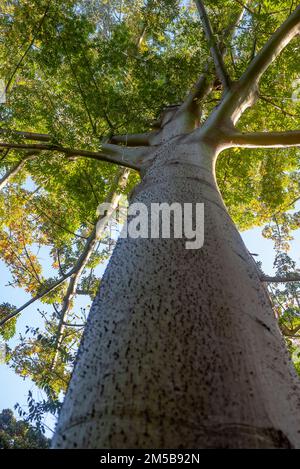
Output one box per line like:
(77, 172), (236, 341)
(52, 138), (300, 449)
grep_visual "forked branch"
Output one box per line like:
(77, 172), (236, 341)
(176, 1), (246, 121)
(194, 0), (231, 90)
(207, 5), (300, 126)
(240, 4), (300, 91)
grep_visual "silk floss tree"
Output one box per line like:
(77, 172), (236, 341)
(51, 2), (300, 448)
(1, 0), (300, 449)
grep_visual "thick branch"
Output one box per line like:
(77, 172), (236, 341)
(0, 152), (37, 190)
(262, 273), (300, 283)
(194, 0), (230, 90)
(110, 132), (153, 146)
(206, 5), (300, 126)
(240, 5), (300, 89)
(179, 68), (213, 118)
(5, 1), (51, 93)
(0, 141), (147, 170)
(0, 129), (51, 142)
(177, 1), (246, 120)
(225, 130), (300, 149)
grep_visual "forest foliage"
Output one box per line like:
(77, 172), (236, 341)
(0, 408), (49, 448)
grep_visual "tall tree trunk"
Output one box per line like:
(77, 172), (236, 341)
(52, 138), (300, 449)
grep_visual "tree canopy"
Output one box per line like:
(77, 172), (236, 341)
(1, 0), (300, 431)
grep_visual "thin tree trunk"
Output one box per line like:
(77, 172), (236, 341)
(52, 139), (300, 449)
(0, 153), (36, 190)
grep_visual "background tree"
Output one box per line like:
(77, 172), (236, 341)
(0, 408), (50, 448)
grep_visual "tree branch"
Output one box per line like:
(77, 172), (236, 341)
(0, 129), (51, 142)
(61, 322), (85, 328)
(261, 273), (300, 283)
(206, 5), (300, 126)
(0, 169), (130, 330)
(178, 67), (214, 118)
(0, 141), (148, 171)
(232, 0), (254, 16)
(222, 0), (250, 38)
(75, 289), (93, 296)
(0, 275), (70, 327)
(0, 149), (10, 162)
(194, 0), (231, 90)
(5, 1), (51, 93)
(281, 324), (300, 337)
(60, 36), (98, 135)
(225, 129), (300, 149)
(259, 95), (298, 119)
(240, 4), (300, 86)
(176, 1), (246, 121)
(0, 152), (37, 190)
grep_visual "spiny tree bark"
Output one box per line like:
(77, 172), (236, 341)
(50, 168), (130, 369)
(50, 3), (300, 449)
(52, 136), (300, 449)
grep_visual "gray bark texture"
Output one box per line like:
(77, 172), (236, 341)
(52, 139), (300, 448)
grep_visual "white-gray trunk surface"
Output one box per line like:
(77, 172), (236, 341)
(52, 139), (300, 448)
